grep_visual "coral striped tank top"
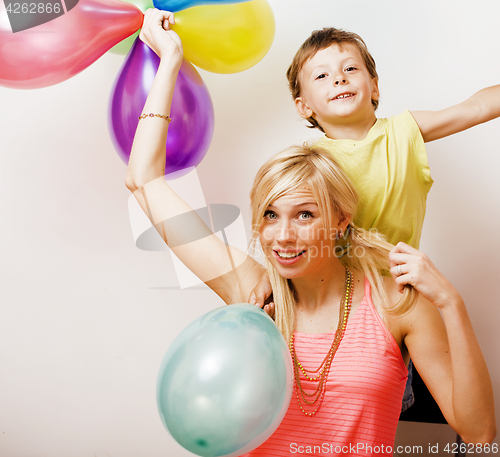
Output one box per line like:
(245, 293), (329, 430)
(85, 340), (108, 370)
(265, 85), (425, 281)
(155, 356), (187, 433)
(243, 279), (408, 457)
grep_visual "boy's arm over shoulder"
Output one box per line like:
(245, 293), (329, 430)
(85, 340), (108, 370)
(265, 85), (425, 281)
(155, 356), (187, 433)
(410, 84), (500, 143)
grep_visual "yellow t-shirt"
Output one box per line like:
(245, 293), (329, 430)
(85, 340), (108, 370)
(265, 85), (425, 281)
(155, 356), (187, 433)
(313, 110), (433, 249)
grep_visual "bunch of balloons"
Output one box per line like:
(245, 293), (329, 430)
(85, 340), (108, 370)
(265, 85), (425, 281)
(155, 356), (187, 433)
(157, 304), (293, 457)
(0, 0), (275, 176)
(108, 0), (275, 176)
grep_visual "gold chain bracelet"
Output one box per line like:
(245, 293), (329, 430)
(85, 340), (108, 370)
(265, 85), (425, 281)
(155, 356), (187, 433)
(138, 113), (172, 122)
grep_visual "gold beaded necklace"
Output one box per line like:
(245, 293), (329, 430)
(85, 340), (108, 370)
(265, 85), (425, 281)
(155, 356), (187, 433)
(289, 268), (354, 417)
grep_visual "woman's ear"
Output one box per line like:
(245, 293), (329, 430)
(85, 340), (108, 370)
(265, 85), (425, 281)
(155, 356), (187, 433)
(295, 97), (314, 119)
(337, 212), (352, 233)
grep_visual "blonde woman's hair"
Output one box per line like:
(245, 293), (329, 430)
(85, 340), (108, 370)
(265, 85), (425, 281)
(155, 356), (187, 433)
(249, 145), (417, 342)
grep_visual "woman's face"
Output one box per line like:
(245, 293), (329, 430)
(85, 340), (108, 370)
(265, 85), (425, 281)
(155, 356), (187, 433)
(259, 185), (343, 280)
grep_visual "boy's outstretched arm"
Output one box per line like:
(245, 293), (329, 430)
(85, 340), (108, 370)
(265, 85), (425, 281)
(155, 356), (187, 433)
(411, 84), (500, 143)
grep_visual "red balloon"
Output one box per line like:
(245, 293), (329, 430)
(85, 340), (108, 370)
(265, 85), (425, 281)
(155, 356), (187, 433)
(0, 0), (143, 89)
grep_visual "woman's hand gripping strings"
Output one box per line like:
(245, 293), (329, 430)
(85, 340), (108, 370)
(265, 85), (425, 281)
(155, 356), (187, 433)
(140, 9), (182, 60)
(388, 242), (496, 444)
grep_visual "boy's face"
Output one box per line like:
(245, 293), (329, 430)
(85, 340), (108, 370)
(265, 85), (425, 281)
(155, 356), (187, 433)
(295, 44), (379, 128)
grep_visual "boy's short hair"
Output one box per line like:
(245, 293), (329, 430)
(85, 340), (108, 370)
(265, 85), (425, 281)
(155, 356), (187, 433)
(287, 28), (379, 132)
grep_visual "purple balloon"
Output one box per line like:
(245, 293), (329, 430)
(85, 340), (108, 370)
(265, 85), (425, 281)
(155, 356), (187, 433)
(109, 38), (214, 178)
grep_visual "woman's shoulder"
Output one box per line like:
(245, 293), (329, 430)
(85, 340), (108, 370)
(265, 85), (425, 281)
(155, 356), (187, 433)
(377, 275), (429, 349)
(373, 276), (406, 343)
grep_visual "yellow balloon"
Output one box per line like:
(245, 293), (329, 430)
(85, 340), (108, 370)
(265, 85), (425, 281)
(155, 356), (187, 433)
(172, 0), (275, 74)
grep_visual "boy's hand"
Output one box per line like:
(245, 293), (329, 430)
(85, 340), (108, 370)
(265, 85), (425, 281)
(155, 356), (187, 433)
(140, 9), (183, 63)
(249, 270), (275, 319)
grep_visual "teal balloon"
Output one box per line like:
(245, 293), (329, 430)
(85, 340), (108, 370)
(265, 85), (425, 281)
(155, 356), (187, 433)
(157, 304), (293, 457)
(153, 0), (247, 13)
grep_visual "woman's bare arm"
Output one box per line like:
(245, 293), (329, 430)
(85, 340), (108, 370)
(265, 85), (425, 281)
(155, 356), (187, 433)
(388, 243), (496, 444)
(126, 9), (264, 305)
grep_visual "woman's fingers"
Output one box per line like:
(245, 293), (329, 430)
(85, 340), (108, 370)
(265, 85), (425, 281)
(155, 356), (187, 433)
(139, 9), (182, 58)
(388, 242), (418, 266)
(248, 277), (275, 319)
(391, 241), (420, 255)
(388, 243), (428, 293)
(143, 8), (173, 29)
(388, 244), (458, 308)
(141, 9), (171, 41)
(390, 269), (414, 294)
(248, 272), (273, 307)
(264, 302), (275, 319)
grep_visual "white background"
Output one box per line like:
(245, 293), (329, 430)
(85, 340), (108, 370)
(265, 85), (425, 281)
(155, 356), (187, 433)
(1, 0), (500, 456)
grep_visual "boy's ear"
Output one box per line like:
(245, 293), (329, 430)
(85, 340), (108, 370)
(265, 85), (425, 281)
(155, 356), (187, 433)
(371, 78), (380, 101)
(295, 97), (314, 119)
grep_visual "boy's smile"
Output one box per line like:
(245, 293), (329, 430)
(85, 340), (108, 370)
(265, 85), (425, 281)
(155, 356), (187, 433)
(333, 93), (355, 100)
(295, 44), (379, 139)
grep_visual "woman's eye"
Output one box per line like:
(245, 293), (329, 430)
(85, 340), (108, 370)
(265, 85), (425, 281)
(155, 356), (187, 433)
(264, 211), (278, 220)
(298, 211), (313, 220)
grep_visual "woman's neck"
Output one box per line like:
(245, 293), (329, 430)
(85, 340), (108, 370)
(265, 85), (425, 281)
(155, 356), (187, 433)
(292, 260), (347, 312)
(292, 263), (365, 334)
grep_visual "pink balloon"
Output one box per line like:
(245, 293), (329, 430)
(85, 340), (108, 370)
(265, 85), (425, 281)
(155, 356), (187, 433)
(0, 0), (143, 89)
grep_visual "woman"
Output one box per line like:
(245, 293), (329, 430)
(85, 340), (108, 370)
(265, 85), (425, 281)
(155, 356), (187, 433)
(125, 9), (496, 455)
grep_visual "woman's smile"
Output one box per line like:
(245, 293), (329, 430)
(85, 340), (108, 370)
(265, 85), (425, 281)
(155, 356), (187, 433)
(274, 249), (307, 264)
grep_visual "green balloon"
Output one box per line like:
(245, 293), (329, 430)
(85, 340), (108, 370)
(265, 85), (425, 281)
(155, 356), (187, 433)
(109, 0), (154, 55)
(109, 31), (140, 55)
(157, 304), (293, 457)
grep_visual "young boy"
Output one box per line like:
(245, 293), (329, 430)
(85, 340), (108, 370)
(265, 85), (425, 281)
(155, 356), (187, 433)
(251, 27), (500, 413)
(287, 27), (500, 249)
(253, 25), (500, 305)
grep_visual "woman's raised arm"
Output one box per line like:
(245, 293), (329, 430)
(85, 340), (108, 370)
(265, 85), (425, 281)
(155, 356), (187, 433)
(125, 9), (181, 189)
(388, 243), (496, 444)
(125, 9), (265, 305)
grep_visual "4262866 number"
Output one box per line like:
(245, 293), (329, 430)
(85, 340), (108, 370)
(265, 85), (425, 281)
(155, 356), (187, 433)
(444, 442), (498, 454)
(5, 2), (62, 14)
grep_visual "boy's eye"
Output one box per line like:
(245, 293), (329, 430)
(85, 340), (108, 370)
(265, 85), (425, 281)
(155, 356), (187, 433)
(345, 66), (357, 72)
(315, 73), (327, 80)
